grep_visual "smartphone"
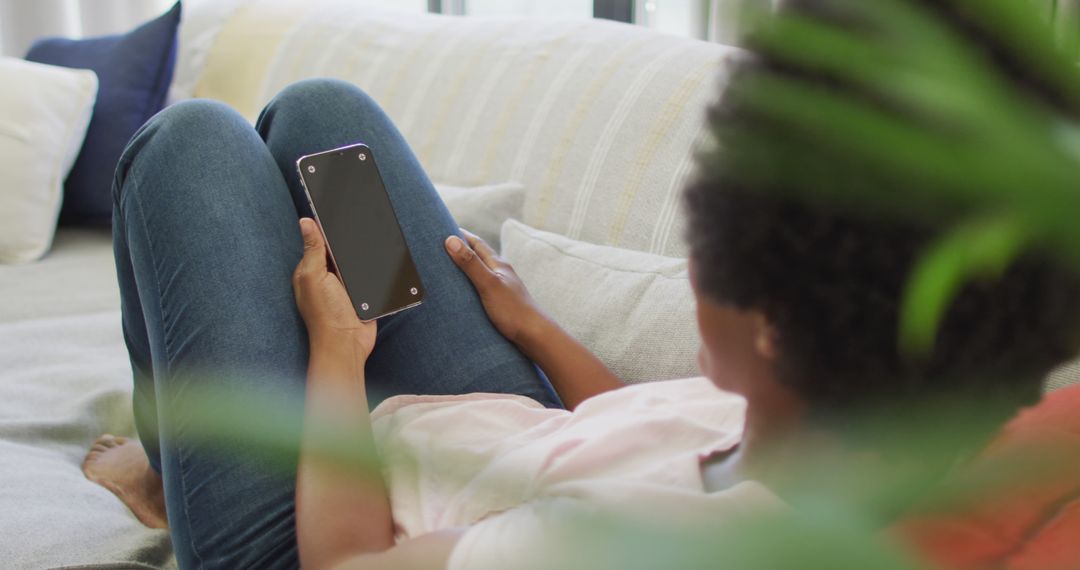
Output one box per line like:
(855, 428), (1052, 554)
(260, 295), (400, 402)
(296, 143), (424, 322)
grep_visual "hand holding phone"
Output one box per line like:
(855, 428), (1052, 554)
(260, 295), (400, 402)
(293, 217), (378, 358)
(296, 143), (424, 322)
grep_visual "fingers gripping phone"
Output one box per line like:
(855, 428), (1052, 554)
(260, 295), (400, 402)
(296, 143), (424, 322)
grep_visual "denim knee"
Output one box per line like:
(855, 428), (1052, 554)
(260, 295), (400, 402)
(259, 78), (378, 124)
(113, 100), (256, 208)
(255, 78), (389, 210)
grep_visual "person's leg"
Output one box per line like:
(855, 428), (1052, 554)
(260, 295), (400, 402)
(112, 181), (164, 474)
(111, 100), (305, 569)
(256, 78), (562, 408)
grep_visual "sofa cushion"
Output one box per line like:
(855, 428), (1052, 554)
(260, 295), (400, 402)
(0, 58), (97, 264)
(0, 229), (175, 569)
(26, 2), (181, 225)
(500, 219), (698, 383)
(437, 182), (524, 251)
(169, 0), (243, 105)
(186, 0), (740, 258)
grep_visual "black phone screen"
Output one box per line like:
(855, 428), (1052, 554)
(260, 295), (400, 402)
(297, 144), (424, 321)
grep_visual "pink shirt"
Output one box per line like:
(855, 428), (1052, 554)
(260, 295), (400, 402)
(370, 377), (783, 569)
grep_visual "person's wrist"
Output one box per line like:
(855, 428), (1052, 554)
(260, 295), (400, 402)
(309, 327), (371, 363)
(513, 309), (556, 351)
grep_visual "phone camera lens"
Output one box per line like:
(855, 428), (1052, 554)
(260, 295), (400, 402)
(359, 153), (367, 161)
(410, 287), (418, 296)
(307, 165), (316, 174)
(361, 303), (370, 311)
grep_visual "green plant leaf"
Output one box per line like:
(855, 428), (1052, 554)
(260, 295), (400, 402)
(900, 215), (1032, 356)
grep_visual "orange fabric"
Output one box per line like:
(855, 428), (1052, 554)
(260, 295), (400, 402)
(1006, 498), (1080, 570)
(895, 384), (1080, 569)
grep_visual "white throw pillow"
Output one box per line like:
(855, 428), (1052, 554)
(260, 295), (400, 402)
(435, 182), (524, 251)
(500, 219), (700, 384)
(0, 58), (97, 264)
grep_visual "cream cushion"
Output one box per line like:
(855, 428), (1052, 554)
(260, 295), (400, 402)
(0, 58), (97, 264)
(188, 1), (740, 258)
(0, 229), (175, 569)
(436, 182), (524, 251)
(168, 0), (244, 104)
(500, 219), (699, 384)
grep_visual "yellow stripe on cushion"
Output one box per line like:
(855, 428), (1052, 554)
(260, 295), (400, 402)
(416, 25), (513, 171)
(378, 23), (456, 126)
(475, 25), (577, 184)
(648, 121), (707, 255)
(531, 35), (655, 230)
(193, 0), (314, 121)
(565, 42), (694, 241)
(606, 59), (718, 248)
(442, 19), (569, 183)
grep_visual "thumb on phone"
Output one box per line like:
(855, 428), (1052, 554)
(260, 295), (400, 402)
(297, 218), (328, 277)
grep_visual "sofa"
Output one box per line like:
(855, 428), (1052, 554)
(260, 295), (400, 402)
(2, 1), (1078, 568)
(1, 2), (739, 567)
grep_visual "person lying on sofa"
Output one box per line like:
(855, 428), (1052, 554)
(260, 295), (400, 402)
(80, 3), (1080, 569)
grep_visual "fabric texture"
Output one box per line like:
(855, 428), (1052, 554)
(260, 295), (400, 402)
(189, 0), (740, 258)
(168, 0), (243, 105)
(501, 219), (700, 383)
(0, 229), (176, 570)
(436, 182), (525, 250)
(895, 383), (1080, 569)
(0, 190), (543, 569)
(0, 58), (96, 264)
(365, 377), (769, 565)
(447, 482), (783, 570)
(25, 2), (181, 225)
(1045, 360), (1080, 392)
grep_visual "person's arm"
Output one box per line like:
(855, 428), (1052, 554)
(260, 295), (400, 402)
(293, 218), (466, 570)
(444, 230), (624, 409)
(297, 339), (392, 569)
(292, 218), (390, 568)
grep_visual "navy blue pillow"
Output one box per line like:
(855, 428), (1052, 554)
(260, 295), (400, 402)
(26, 2), (181, 225)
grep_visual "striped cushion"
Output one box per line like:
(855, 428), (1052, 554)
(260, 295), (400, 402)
(191, 0), (739, 257)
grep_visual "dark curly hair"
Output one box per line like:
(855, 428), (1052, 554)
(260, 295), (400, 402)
(684, 0), (1080, 438)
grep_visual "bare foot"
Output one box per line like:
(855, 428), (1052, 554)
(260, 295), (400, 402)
(82, 434), (168, 529)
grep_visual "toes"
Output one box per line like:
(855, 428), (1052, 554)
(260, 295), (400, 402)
(87, 434), (127, 463)
(81, 451), (101, 474)
(95, 434), (120, 448)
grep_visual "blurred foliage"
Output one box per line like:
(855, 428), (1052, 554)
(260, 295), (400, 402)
(175, 379), (382, 475)
(168, 379), (1079, 569)
(725, 0), (1080, 355)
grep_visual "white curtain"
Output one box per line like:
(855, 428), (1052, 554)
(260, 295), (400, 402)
(0, 0), (172, 57)
(706, 0), (739, 44)
(707, 0), (779, 44)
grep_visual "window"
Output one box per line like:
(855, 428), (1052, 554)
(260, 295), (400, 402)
(451, 0), (732, 42)
(637, 0), (710, 39)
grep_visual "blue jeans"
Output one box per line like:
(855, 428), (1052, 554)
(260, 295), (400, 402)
(112, 79), (562, 569)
